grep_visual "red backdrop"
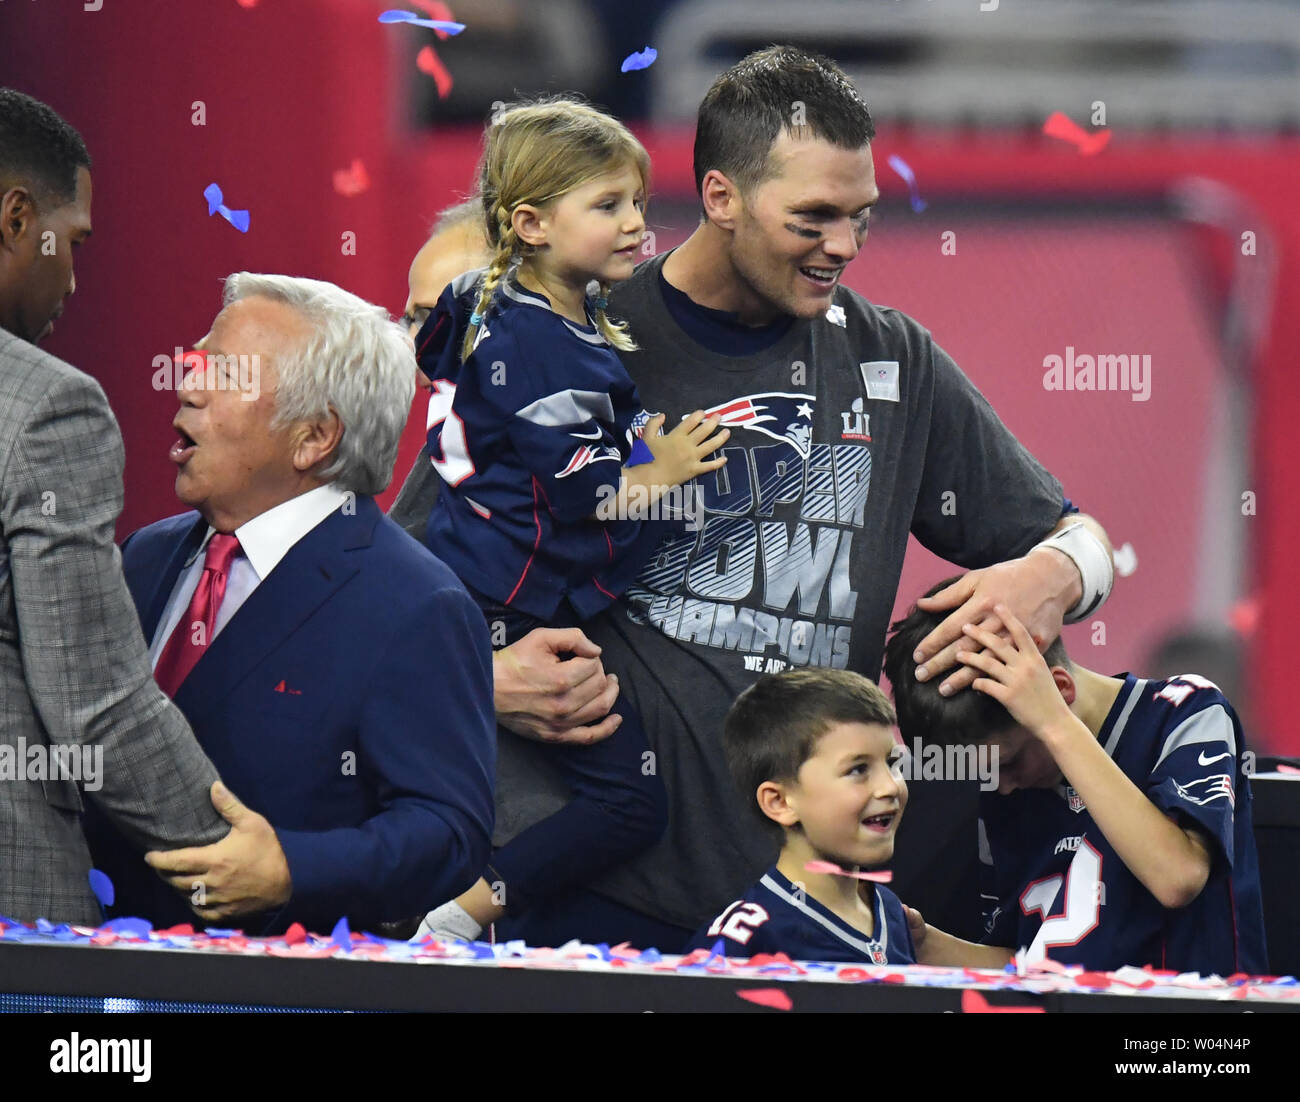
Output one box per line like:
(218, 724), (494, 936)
(4, 0), (1296, 751)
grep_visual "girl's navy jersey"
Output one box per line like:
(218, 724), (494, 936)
(414, 269), (666, 621)
(684, 866), (916, 964)
(980, 673), (1268, 976)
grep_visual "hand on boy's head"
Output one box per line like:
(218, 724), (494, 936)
(956, 606), (1071, 737)
(913, 559), (1063, 696)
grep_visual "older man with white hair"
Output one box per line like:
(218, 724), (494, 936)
(86, 273), (496, 935)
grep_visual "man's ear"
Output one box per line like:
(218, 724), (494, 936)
(292, 407), (344, 475)
(0, 186), (37, 250)
(700, 170), (742, 231)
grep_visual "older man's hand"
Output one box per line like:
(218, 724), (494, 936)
(910, 551), (1071, 696)
(145, 782), (292, 922)
(495, 627), (622, 745)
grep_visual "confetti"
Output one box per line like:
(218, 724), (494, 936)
(410, 0), (458, 40)
(1229, 596), (1258, 638)
(87, 869), (114, 908)
(886, 155), (927, 213)
(203, 183), (250, 234)
(621, 47), (658, 73)
(330, 915), (352, 951)
(332, 158), (371, 198)
(804, 859), (893, 883)
(1113, 541), (1138, 577)
(1042, 111), (1111, 156)
(416, 45), (454, 99)
(736, 987), (794, 1011)
(961, 989), (1045, 1013)
(378, 9), (464, 34)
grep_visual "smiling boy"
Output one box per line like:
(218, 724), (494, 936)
(685, 669), (915, 964)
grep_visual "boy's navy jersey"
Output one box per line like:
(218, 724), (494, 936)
(414, 269), (665, 621)
(684, 866), (916, 964)
(980, 673), (1268, 975)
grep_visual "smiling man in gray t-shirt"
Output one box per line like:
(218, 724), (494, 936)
(392, 46), (1114, 950)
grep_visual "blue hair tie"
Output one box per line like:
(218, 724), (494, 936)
(470, 311), (483, 325)
(594, 296), (608, 311)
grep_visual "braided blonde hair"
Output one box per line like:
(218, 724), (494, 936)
(462, 96), (650, 362)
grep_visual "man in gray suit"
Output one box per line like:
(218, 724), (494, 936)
(0, 88), (288, 925)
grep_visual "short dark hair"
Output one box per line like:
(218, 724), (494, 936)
(724, 668), (895, 832)
(0, 88), (92, 207)
(694, 45), (875, 202)
(883, 576), (1070, 746)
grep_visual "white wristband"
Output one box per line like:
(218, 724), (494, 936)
(1031, 521), (1114, 623)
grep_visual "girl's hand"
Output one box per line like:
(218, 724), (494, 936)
(642, 411), (729, 487)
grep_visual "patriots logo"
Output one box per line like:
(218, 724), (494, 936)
(704, 393), (816, 458)
(1173, 773), (1235, 808)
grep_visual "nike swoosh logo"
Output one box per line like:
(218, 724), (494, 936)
(569, 427), (604, 440)
(1198, 750), (1232, 766)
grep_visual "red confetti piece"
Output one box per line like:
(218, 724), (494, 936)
(1279, 763), (1300, 775)
(283, 922), (307, 945)
(154, 923), (195, 937)
(737, 987), (793, 1011)
(837, 967), (871, 982)
(1042, 111), (1111, 156)
(416, 45), (453, 99)
(961, 989), (1045, 1014)
(1228, 597), (1259, 638)
(332, 158), (370, 198)
(747, 952), (793, 968)
(1074, 971), (1112, 989)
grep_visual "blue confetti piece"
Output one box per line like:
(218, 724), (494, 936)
(886, 155), (927, 214)
(621, 47), (657, 73)
(330, 916), (352, 951)
(378, 10), (464, 34)
(627, 438), (654, 466)
(203, 182), (251, 234)
(88, 868), (115, 908)
(103, 917), (152, 938)
(638, 947), (662, 964)
(468, 940), (496, 959)
(202, 927), (240, 939)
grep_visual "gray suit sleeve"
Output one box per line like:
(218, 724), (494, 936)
(3, 372), (227, 851)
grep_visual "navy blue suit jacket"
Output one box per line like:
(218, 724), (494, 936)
(89, 494), (495, 934)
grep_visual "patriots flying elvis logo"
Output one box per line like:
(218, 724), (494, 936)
(703, 393), (816, 458)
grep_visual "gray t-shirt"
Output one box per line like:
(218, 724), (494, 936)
(394, 250), (1064, 930)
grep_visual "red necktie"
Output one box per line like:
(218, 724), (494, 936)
(153, 532), (242, 698)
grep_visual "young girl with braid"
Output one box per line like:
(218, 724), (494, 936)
(412, 98), (729, 945)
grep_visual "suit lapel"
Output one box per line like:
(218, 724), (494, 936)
(175, 497), (380, 715)
(134, 515), (208, 642)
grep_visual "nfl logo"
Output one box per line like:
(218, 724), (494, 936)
(1067, 787), (1086, 814)
(871, 948), (887, 964)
